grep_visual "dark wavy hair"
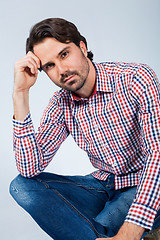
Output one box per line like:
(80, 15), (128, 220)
(26, 18), (94, 61)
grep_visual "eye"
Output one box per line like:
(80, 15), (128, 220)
(61, 51), (69, 59)
(44, 63), (55, 71)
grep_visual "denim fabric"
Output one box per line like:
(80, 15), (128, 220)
(9, 172), (160, 240)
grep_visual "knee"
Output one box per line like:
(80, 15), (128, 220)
(9, 174), (36, 210)
(10, 174), (23, 197)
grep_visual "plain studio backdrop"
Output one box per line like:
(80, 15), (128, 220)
(0, 0), (159, 239)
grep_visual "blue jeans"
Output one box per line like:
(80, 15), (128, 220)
(10, 172), (160, 240)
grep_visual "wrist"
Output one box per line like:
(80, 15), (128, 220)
(117, 222), (145, 240)
(13, 90), (30, 121)
(13, 87), (29, 96)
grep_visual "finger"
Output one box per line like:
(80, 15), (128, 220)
(25, 62), (38, 75)
(15, 52), (40, 73)
(25, 59), (38, 75)
(15, 58), (38, 75)
(27, 51), (40, 68)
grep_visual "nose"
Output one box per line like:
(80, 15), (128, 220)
(56, 62), (69, 76)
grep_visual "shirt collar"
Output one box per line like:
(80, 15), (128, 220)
(71, 62), (113, 101)
(94, 62), (113, 93)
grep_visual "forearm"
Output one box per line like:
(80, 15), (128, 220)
(96, 222), (145, 240)
(13, 90), (30, 121)
(127, 65), (160, 229)
(126, 151), (160, 230)
(13, 51), (40, 121)
(13, 98), (70, 177)
(13, 113), (42, 177)
(117, 222), (145, 240)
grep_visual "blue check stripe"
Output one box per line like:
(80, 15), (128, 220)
(13, 62), (160, 230)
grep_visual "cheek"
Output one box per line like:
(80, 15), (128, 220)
(69, 51), (84, 67)
(70, 58), (85, 72)
(47, 70), (59, 82)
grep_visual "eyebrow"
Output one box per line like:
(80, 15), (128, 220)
(40, 46), (70, 71)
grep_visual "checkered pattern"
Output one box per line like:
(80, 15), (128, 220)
(13, 62), (160, 230)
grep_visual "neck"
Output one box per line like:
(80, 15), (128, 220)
(75, 60), (96, 98)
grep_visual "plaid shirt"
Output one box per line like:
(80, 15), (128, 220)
(13, 62), (160, 230)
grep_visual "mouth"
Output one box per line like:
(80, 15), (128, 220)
(64, 75), (75, 83)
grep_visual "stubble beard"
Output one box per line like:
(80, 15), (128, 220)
(60, 55), (90, 93)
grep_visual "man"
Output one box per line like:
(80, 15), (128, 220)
(10, 18), (160, 240)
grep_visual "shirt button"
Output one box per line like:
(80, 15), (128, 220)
(112, 162), (117, 167)
(94, 125), (99, 130)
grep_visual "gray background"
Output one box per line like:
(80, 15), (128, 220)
(0, 0), (159, 239)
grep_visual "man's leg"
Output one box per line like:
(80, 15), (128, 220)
(9, 172), (108, 240)
(94, 177), (160, 239)
(10, 172), (159, 239)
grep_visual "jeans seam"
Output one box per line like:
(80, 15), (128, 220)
(51, 188), (106, 238)
(37, 179), (106, 193)
(36, 179), (50, 189)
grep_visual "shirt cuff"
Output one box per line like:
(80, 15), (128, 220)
(125, 201), (157, 230)
(13, 113), (35, 137)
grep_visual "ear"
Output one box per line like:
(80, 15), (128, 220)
(79, 41), (88, 57)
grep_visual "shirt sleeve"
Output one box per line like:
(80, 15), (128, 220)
(13, 94), (70, 178)
(125, 65), (160, 230)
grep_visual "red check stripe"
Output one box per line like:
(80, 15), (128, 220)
(13, 62), (160, 230)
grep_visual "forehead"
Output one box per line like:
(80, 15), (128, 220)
(33, 38), (73, 62)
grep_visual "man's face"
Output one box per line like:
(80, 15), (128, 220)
(33, 38), (90, 93)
